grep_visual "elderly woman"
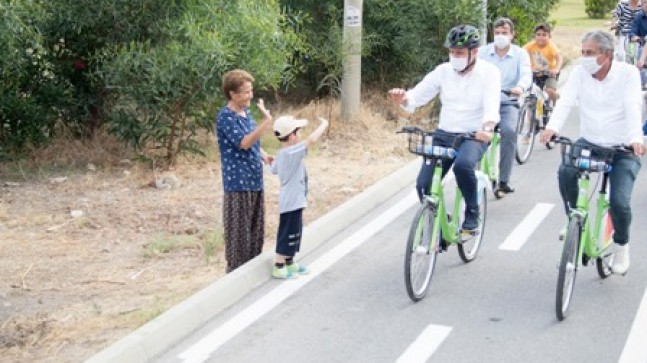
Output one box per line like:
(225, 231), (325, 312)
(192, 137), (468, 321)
(216, 69), (273, 273)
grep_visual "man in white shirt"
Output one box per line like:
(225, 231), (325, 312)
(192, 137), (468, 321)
(541, 30), (644, 275)
(388, 24), (501, 232)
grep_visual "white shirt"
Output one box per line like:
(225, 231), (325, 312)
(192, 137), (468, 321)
(546, 61), (643, 146)
(403, 61), (501, 132)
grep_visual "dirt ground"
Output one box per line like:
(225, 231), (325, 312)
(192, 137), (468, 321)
(0, 98), (418, 362)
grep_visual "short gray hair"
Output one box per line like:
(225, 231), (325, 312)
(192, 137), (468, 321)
(581, 30), (615, 54)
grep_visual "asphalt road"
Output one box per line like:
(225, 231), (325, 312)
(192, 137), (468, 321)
(154, 108), (647, 363)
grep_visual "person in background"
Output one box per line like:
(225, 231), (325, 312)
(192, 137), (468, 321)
(523, 23), (563, 105)
(612, 0), (642, 62)
(216, 69), (273, 273)
(478, 17), (532, 195)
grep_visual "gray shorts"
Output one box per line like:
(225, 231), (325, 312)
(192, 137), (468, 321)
(545, 76), (558, 90)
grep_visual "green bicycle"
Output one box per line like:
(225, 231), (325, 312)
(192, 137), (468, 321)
(553, 136), (630, 321)
(480, 125), (509, 199)
(515, 73), (555, 165)
(480, 93), (517, 199)
(399, 127), (488, 302)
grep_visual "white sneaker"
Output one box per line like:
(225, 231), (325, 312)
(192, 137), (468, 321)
(612, 244), (630, 275)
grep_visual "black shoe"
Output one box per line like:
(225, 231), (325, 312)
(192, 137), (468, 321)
(461, 208), (479, 231)
(497, 182), (515, 194)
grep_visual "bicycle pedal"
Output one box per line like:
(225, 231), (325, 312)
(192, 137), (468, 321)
(460, 229), (479, 242)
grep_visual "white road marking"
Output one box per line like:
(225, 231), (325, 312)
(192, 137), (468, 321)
(178, 190), (419, 363)
(395, 324), (453, 363)
(618, 288), (647, 363)
(499, 203), (554, 251)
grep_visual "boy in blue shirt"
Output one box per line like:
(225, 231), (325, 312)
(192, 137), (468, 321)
(270, 116), (329, 279)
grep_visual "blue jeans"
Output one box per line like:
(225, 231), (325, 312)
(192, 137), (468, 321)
(416, 129), (488, 212)
(557, 138), (641, 245)
(499, 102), (518, 184)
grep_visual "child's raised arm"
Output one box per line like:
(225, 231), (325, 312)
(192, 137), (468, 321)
(304, 117), (329, 147)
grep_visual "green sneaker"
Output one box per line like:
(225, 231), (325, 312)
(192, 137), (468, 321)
(287, 262), (309, 275)
(271, 266), (296, 279)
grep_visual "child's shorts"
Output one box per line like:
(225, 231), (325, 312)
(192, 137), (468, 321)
(276, 208), (304, 256)
(545, 76), (558, 90)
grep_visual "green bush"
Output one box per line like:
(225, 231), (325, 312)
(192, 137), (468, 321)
(1, 0), (305, 164)
(0, 1), (75, 157)
(487, 0), (561, 45)
(97, 0), (306, 167)
(584, 0), (617, 19)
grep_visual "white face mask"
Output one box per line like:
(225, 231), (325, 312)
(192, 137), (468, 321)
(580, 56), (602, 74)
(450, 56), (469, 72)
(494, 34), (510, 49)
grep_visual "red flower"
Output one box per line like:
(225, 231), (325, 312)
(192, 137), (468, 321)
(74, 60), (86, 70)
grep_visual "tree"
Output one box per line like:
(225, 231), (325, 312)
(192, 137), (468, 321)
(97, 0), (306, 167)
(584, 0), (616, 19)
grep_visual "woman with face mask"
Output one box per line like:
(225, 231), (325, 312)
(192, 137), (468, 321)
(387, 25), (501, 233)
(541, 30), (645, 276)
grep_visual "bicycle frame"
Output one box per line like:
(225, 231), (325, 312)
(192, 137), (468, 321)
(570, 172), (612, 265)
(426, 158), (463, 246)
(480, 130), (500, 184)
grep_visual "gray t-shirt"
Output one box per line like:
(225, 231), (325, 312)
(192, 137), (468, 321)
(271, 142), (308, 213)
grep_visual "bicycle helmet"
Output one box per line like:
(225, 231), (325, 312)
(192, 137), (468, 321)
(444, 25), (481, 49)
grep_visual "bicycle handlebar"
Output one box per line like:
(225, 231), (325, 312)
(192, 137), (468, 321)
(397, 127), (479, 159)
(552, 135), (633, 172)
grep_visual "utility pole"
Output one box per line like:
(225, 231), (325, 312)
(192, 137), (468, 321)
(341, 0), (362, 121)
(480, 0), (487, 45)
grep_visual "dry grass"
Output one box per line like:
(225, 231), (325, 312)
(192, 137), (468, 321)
(0, 93), (415, 363)
(550, 0), (611, 62)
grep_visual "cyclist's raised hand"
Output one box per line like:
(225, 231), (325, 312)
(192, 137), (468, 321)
(631, 142), (645, 156)
(540, 128), (557, 143)
(388, 88), (407, 106)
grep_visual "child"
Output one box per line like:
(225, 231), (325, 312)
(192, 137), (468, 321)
(523, 23), (563, 104)
(270, 116), (329, 279)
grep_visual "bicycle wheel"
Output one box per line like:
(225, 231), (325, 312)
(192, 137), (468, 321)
(543, 99), (555, 149)
(404, 203), (439, 302)
(458, 186), (487, 262)
(556, 217), (581, 321)
(515, 103), (537, 164)
(596, 211), (614, 278)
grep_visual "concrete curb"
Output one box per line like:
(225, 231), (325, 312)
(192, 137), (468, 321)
(85, 158), (420, 363)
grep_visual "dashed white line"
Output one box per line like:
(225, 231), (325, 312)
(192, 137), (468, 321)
(395, 324), (453, 363)
(178, 190), (419, 363)
(618, 288), (647, 363)
(499, 203), (554, 251)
